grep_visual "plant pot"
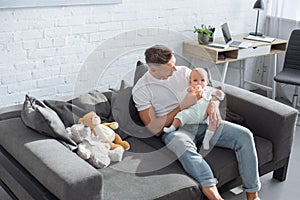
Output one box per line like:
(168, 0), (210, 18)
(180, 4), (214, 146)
(198, 33), (209, 45)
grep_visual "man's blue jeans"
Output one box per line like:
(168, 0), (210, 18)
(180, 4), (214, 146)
(161, 121), (261, 193)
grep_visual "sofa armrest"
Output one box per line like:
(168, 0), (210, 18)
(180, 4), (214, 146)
(222, 84), (298, 163)
(0, 118), (102, 200)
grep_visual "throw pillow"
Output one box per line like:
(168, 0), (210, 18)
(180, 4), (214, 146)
(21, 95), (76, 147)
(120, 79), (131, 90)
(134, 60), (148, 85)
(44, 90), (114, 128)
(111, 86), (152, 139)
(111, 60), (151, 139)
(109, 80), (131, 92)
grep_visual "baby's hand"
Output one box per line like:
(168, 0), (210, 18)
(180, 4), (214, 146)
(180, 89), (198, 109)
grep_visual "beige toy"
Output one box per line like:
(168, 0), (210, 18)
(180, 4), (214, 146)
(78, 111), (130, 151)
(66, 124), (111, 168)
(67, 124), (125, 168)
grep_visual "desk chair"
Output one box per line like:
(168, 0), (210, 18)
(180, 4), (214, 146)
(274, 29), (300, 108)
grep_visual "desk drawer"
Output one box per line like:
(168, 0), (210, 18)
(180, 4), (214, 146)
(238, 45), (271, 59)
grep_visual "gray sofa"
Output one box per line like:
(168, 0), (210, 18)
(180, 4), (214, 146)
(0, 76), (298, 200)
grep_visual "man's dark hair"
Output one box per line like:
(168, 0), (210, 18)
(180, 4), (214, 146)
(144, 45), (173, 65)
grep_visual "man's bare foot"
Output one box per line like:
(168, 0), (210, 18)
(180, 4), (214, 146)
(202, 186), (224, 200)
(246, 192), (260, 200)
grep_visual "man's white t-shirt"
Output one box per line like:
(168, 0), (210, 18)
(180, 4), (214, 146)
(132, 66), (191, 117)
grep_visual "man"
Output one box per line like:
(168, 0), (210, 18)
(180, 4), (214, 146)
(132, 44), (261, 200)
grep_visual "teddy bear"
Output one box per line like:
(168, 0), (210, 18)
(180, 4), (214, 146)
(66, 123), (125, 168)
(78, 111), (130, 151)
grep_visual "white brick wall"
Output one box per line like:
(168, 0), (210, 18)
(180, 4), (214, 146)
(0, 0), (265, 108)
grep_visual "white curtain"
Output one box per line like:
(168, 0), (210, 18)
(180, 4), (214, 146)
(267, 0), (300, 21)
(264, 0), (300, 104)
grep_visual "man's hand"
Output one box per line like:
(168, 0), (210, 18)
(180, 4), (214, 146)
(203, 99), (222, 131)
(180, 88), (202, 110)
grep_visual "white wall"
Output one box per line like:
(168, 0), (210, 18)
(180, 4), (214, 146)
(0, 0), (265, 108)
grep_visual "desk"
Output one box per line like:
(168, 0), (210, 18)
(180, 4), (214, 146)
(182, 35), (287, 99)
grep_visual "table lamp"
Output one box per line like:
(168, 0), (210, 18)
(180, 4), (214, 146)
(249, 0), (264, 36)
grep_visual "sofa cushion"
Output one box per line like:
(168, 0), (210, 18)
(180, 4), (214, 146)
(254, 136), (273, 166)
(45, 90), (114, 128)
(111, 60), (149, 139)
(111, 86), (151, 139)
(21, 95), (76, 147)
(139, 131), (273, 188)
(134, 60), (148, 85)
(99, 137), (201, 200)
(134, 132), (272, 188)
(204, 135), (273, 187)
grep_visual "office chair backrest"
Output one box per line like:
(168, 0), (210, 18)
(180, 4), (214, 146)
(284, 29), (300, 70)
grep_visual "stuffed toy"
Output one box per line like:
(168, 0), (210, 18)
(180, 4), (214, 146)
(66, 124), (124, 168)
(78, 111), (130, 151)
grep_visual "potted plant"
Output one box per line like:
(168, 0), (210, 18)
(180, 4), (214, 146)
(194, 24), (213, 45)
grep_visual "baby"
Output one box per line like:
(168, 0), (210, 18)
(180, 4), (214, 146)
(163, 68), (224, 150)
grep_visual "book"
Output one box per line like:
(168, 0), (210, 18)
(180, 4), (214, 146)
(244, 35), (275, 43)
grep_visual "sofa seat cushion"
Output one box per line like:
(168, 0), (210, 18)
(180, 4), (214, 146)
(0, 117), (102, 200)
(99, 137), (202, 200)
(137, 134), (273, 188)
(204, 135), (273, 187)
(254, 136), (273, 166)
